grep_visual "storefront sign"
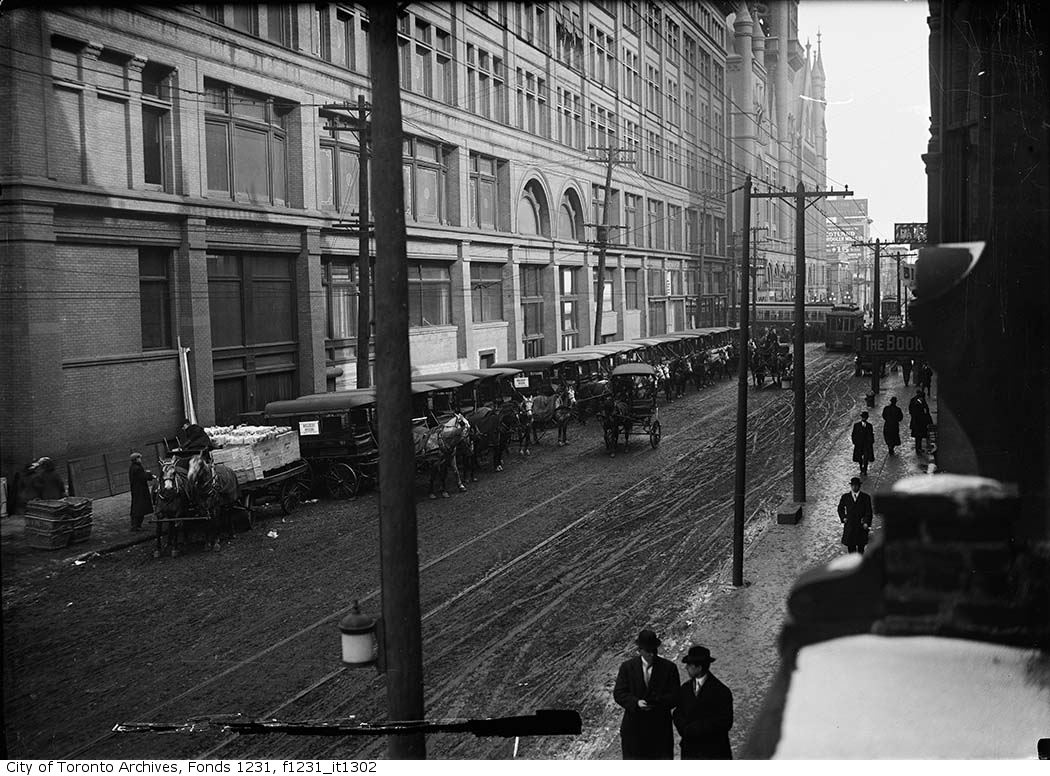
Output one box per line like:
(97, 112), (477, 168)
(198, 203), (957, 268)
(856, 329), (925, 358)
(894, 222), (928, 245)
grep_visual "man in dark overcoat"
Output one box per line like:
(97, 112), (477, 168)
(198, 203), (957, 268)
(128, 452), (155, 532)
(613, 628), (680, 759)
(30, 457), (66, 500)
(672, 645), (734, 759)
(838, 476), (873, 553)
(908, 389), (932, 454)
(882, 396), (904, 455)
(851, 410), (875, 475)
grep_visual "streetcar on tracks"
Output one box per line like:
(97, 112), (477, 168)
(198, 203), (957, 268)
(754, 301), (834, 342)
(825, 305), (865, 351)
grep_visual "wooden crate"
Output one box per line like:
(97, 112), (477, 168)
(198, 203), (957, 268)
(25, 525), (73, 550)
(253, 430), (301, 473)
(211, 446), (264, 483)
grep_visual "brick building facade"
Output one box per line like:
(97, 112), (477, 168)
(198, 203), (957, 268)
(1, 1), (738, 479)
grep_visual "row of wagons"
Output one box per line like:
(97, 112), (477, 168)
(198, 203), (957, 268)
(260, 327), (737, 499)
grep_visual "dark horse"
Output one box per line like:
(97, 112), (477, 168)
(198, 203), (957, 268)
(187, 453), (240, 551)
(516, 393), (574, 453)
(599, 395), (633, 457)
(460, 404), (516, 481)
(151, 457), (191, 558)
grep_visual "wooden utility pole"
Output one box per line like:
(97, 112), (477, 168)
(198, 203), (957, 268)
(588, 145), (631, 345)
(356, 94), (372, 389)
(752, 181), (852, 506)
(732, 177), (753, 587)
(368, 1), (425, 759)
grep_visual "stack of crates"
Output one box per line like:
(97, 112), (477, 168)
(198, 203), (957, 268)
(24, 500), (74, 549)
(23, 497), (93, 549)
(65, 497), (93, 543)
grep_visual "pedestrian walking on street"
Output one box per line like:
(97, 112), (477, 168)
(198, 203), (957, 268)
(901, 357), (913, 387)
(909, 388), (932, 454)
(838, 476), (873, 554)
(128, 452), (155, 532)
(851, 411), (875, 476)
(882, 397), (903, 455)
(613, 628), (680, 759)
(672, 645), (734, 760)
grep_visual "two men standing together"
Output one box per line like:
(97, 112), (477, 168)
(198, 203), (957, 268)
(613, 629), (734, 760)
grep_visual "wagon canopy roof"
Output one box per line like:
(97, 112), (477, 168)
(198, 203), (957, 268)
(411, 371), (484, 386)
(265, 389), (376, 416)
(610, 363), (658, 377)
(491, 355), (588, 371)
(457, 367), (523, 378)
(411, 379), (466, 392)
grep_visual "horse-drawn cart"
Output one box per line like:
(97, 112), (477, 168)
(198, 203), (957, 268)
(600, 363), (662, 455)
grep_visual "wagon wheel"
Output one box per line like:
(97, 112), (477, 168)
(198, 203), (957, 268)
(279, 478), (309, 515)
(649, 420), (661, 448)
(324, 462), (359, 500)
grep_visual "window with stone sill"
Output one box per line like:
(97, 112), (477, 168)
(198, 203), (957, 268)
(204, 80), (293, 207)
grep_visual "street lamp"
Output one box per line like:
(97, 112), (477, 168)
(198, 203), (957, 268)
(340, 600), (385, 671)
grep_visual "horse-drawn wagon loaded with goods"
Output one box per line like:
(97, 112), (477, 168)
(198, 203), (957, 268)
(149, 425), (309, 557)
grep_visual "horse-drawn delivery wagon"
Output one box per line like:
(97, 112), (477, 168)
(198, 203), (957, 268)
(599, 363), (662, 455)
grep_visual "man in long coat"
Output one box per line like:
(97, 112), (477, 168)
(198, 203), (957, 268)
(882, 396), (904, 455)
(851, 410), (875, 475)
(838, 476), (874, 553)
(128, 452), (154, 532)
(908, 388), (932, 454)
(672, 645), (734, 759)
(613, 628), (680, 759)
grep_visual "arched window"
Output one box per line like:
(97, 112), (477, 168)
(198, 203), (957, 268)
(517, 179), (551, 237)
(558, 189), (584, 241)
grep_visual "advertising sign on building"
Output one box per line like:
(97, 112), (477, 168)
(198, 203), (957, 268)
(856, 329), (925, 358)
(894, 222), (928, 246)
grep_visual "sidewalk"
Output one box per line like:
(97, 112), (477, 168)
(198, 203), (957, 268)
(1, 490), (155, 576)
(586, 367), (935, 759)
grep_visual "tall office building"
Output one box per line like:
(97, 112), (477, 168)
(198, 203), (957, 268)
(1, 1), (738, 473)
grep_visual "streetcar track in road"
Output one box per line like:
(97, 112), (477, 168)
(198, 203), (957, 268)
(216, 352), (857, 759)
(68, 350), (853, 760)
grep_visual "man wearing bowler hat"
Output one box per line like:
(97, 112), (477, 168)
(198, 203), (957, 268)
(613, 628), (680, 759)
(838, 476), (874, 554)
(672, 645), (734, 759)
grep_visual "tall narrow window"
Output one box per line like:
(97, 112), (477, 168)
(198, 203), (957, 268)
(560, 266), (579, 351)
(469, 153), (500, 230)
(471, 263), (504, 322)
(521, 264), (545, 358)
(139, 247), (171, 350)
(141, 62), (173, 190)
(403, 137), (449, 224)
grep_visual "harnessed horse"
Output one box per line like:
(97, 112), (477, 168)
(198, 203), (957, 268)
(151, 458), (191, 557)
(516, 392), (574, 452)
(599, 394), (633, 457)
(187, 453), (240, 551)
(460, 404), (517, 479)
(414, 413), (471, 499)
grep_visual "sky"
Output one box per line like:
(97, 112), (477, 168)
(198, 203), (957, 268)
(797, 0), (930, 242)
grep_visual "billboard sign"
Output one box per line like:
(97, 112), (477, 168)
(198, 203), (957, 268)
(894, 222), (928, 245)
(856, 329), (925, 358)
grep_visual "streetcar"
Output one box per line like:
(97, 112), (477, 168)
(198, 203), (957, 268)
(753, 301), (834, 342)
(825, 305), (865, 351)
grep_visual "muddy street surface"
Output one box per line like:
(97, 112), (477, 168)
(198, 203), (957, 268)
(3, 346), (862, 760)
